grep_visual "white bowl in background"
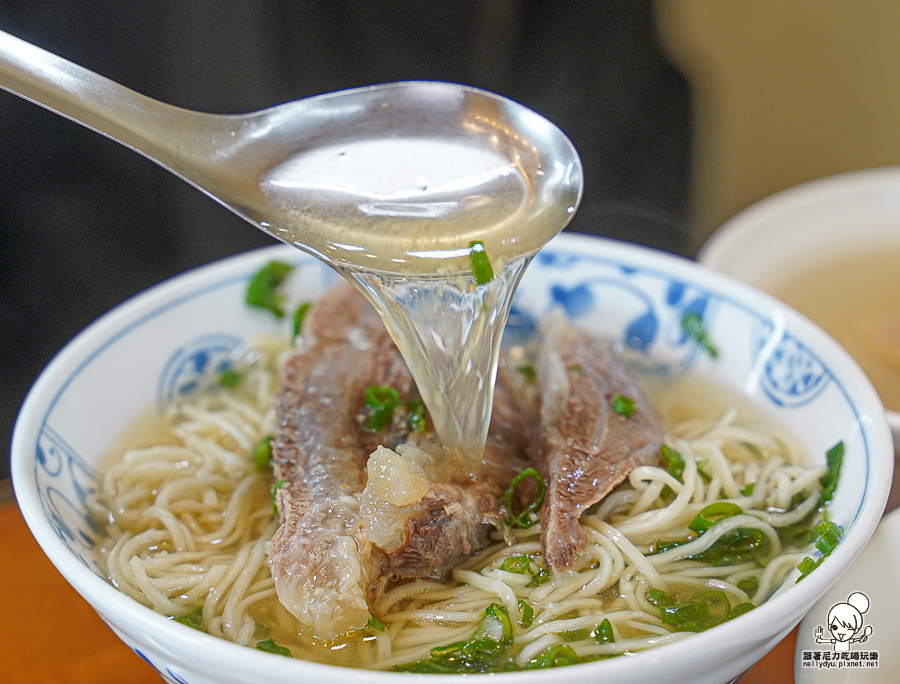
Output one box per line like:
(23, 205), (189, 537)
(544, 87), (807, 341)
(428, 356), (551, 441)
(697, 166), (900, 449)
(12, 233), (893, 684)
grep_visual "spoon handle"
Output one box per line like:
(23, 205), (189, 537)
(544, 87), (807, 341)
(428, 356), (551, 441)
(0, 30), (208, 170)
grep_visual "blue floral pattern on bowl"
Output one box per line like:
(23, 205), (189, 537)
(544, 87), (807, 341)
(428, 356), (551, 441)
(156, 333), (243, 411)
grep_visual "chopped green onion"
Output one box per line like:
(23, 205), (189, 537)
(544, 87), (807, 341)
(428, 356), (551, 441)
(518, 600), (534, 628)
(797, 556), (818, 578)
(691, 591), (731, 621)
(737, 577), (759, 597)
(728, 602), (755, 620)
(696, 459), (713, 484)
(173, 606), (204, 631)
(364, 408), (394, 432)
(254, 436), (273, 472)
(404, 398), (428, 433)
(219, 369), (242, 388)
(646, 588), (749, 632)
(681, 311), (719, 359)
(292, 302), (311, 340)
(256, 639), (292, 657)
(246, 261), (293, 318)
(688, 502), (744, 533)
(646, 588), (675, 608)
(502, 467), (547, 528)
(612, 393), (636, 418)
(652, 538), (688, 554)
(654, 528), (770, 566)
(741, 441), (764, 458)
(567, 363), (583, 373)
(363, 385), (400, 431)
(395, 603), (513, 674)
(526, 644), (584, 669)
(475, 603), (513, 643)
(518, 364), (536, 381)
(365, 385), (400, 407)
(593, 618), (615, 644)
(469, 241), (494, 285)
(815, 520), (842, 556)
(819, 441), (843, 505)
(778, 507), (820, 547)
(660, 444), (685, 499)
(526, 566), (551, 587)
(690, 528), (769, 566)
(272, 478), (287, 515)
(500, 554), (532, 574)
(367, 614), (386, 632)
(797, 520), (843, 581)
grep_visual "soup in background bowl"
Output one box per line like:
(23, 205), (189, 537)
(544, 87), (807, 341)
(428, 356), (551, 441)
(12, 233), (893, 684)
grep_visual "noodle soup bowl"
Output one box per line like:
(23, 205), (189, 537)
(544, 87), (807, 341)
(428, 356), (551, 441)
(11, 233), (893, 684)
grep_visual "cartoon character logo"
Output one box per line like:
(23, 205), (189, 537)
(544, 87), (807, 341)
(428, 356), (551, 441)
(814, 592), (873, 652)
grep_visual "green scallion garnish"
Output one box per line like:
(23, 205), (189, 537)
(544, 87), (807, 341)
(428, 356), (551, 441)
(819, 441), (843, 505)
(246, 261), (293, 318)
(469, 241), (494, 285)
(394, 603), (513, 673)
(404, 398), (428, 433)
(518, 364), (536, 381)
(681, 311), (719, 359)
(503, 467), (546, 528)
(219, 369), (242, 388)
(500, 554), (532, 574)
(659, 444), (685, 499)
(272, 478), (287, 515)
(688, 502), (744, 533)
(593, 617), (615, 644)
(518, 600), (534, 628)
(646, 587), (753, 632)
(363, 385), (400, 431)
(526, 644), (584, 669)
(292, 302), (311, 340)
(612, 393), (636, 418)
(526, 566), (551, 587)
(367, 614), (387, 632)
(797, 520), (843, 581)
(254, 436), (273, 472)
(737, 577), (759, 597)
(173, 606), (204, 631)
(256, 639), (292, 657)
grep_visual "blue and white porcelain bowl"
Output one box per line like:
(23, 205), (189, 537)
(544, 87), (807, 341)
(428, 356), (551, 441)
(11, 233), (893, 684)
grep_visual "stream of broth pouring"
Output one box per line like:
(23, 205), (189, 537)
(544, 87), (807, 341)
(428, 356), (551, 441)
(258, 136), (569, 466)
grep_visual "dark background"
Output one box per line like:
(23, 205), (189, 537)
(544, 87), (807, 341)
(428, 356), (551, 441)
(0, 0), (692, 479)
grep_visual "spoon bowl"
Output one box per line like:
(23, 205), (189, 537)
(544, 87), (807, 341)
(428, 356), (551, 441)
(0, 30), (582, 273)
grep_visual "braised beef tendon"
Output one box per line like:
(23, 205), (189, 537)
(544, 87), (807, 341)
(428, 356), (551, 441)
(359, 369), (533, 579)
(268, 284), (394, 637)
(535, 319), (663, 571)
(268, 284), (534, 637)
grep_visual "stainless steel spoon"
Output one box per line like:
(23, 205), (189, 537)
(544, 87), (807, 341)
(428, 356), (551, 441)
(0, 30), (582, 274)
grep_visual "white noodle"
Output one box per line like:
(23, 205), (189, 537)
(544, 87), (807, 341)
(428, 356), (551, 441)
(94, 337), (828, 672)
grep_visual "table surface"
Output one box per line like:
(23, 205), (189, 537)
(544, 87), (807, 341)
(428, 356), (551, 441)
(0, 480), (794, 683)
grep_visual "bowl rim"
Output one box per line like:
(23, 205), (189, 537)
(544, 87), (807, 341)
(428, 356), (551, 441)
(697, 165), (900, 266)
(10, 233), (895, 682)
